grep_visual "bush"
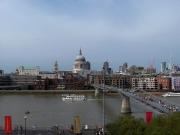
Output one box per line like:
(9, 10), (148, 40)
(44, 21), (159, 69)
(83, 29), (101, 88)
(106, 113), (180, 135)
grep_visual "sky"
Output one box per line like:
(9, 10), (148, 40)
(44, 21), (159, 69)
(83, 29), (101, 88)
(0, 0), (180, 72)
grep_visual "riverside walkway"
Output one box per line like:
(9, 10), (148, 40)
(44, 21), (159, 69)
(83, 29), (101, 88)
(0, 129), (100, 135)
(93, 84), (180, 114)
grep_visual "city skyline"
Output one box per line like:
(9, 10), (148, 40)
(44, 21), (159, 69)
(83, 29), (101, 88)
(0, 49), (178, 73)
(0, 0), (180, 72)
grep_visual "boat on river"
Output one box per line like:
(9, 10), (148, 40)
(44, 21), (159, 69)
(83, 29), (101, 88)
(162, 92), (180, 97)
(62, 94), (86, 101)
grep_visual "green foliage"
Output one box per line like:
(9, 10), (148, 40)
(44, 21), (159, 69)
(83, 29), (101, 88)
(106, 113), (180, 135)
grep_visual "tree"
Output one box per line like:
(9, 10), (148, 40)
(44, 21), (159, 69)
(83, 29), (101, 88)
(106, 113), (180, 135)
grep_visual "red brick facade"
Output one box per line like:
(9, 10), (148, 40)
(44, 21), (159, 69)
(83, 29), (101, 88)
(156, 76), (171, 90)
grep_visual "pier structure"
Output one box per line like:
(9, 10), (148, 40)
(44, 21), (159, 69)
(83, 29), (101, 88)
(121, 95), (131, 114)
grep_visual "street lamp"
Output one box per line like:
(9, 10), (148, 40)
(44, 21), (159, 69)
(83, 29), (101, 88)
(24, 115), (27, 135)
(24, 110), (30, 135)
(102, 71), (105, 135)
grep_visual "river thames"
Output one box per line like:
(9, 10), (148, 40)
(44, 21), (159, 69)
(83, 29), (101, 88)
(0, 93), (178, 129)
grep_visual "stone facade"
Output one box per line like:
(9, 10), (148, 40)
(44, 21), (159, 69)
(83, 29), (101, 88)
(16, 66), (40, 76)
(91, 74), (131, 89)
(132, 76), (158, 90)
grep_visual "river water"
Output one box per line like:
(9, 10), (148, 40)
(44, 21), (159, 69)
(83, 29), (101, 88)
(0, 93), (178, 129)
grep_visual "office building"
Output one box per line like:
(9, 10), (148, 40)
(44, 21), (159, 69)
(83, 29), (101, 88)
(102, 61), (113, 75)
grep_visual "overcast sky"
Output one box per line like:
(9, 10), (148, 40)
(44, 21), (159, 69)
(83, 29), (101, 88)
(0, 0), (180, 72)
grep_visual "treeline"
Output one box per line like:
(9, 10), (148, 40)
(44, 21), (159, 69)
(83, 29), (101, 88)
(106, 113), (180, 135)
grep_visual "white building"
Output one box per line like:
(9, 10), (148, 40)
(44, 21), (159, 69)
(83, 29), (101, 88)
(17, 66), (40, 76)
(171, 77), (180, 91)
(16, 63), (62, 79)
(145, 77), (158, 90)
(131, 78), (139, 89)
(39, 71), (61, 79)
(132, 77), (158, 90)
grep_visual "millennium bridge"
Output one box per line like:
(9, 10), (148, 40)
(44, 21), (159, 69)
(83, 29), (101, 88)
(93, 84), (180, 114)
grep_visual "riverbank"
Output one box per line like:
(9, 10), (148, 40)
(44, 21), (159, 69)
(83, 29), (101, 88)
(138, 92), (166, 96)
(0, 90), (95, 94)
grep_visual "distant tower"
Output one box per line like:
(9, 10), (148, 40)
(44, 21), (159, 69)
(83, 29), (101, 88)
(103, 61), (109, 71)
(119, 66), (123, 73)
(169, 54), (173, 73)
(161, 62), (167, 73)
(0, 70), (4, 76)
(122, 62), (128, 73)
(102, 61), (113, 75)
(54, 61), (59, 73)
(85, 61), (91, 70)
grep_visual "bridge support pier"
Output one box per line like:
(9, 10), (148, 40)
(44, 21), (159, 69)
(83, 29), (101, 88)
(121, 95), (131, 114)
(95, 89), (99, 97)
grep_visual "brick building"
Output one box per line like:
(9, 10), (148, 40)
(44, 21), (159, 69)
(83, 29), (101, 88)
(156, 76), (171, 91)
(111, 74), (131, 88)
(90, 74), (131, 89)
(60, 74), (86, 90)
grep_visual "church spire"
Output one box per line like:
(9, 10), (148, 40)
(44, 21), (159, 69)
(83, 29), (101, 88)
(54, 60), (59, 73)
(79, 48), (82, 55)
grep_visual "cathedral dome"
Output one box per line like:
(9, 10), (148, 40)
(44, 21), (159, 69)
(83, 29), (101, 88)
(75, 55), (86, 62)
(75, 49), (86, 62)
(73, 49), (90, 73)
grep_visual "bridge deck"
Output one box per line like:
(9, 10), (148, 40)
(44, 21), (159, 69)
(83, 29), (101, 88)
(94, 85), (180, 114)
